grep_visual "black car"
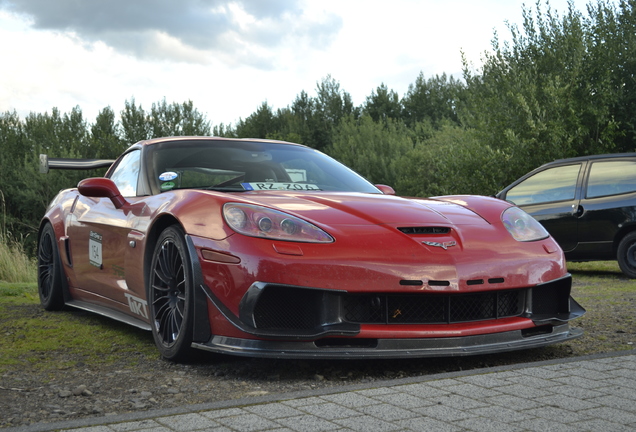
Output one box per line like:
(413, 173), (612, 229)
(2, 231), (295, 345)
(497, 153), (636, 278)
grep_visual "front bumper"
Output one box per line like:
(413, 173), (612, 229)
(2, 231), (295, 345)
(192, 323), (583, 359)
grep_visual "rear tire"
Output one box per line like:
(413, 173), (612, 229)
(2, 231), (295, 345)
(148, 226), (194, 361)
(37, 223), (65, 311)
(617, 232), (636, 278)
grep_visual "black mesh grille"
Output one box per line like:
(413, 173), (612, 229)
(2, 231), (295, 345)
(343, 290), (524, 324)
(252, 286), (322, 330)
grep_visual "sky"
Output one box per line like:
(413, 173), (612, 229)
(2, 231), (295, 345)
(0, 0), (593, 127)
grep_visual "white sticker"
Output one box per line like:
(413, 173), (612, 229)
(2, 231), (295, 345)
(89, 231), (103, 268)
(125, 293), (149, 319)
(242, 182), (321, 191)
(159, 171), (178, 181)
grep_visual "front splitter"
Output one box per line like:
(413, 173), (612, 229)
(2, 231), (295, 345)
(192, 323), (582, 359)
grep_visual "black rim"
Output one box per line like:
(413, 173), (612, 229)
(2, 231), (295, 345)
(38, 231), (54, 300)
(151, 238), (186, 346)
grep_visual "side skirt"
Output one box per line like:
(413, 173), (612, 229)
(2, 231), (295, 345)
(65, 299), (152, 331)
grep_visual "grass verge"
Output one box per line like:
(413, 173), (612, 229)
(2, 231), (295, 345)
(0, 283), (157, 373)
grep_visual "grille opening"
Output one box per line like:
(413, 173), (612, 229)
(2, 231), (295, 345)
(253, 286), (323, 330)
(343, 290), (524, 325)
(400, 280), (424, 286)
(467, 279), (484, 286)
(314, 338), (378, 348)
(521, 325), (553, 338)
(488, 278), (505, 284)
(428, 280), (451, 286)
(398, 227), (451, 234)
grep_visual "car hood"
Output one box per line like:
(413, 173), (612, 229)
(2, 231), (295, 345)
(237, 192), (490, 227)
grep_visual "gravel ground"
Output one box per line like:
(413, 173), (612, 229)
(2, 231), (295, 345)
(1, 279), (634, 429)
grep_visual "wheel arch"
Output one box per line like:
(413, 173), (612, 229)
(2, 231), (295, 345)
(613, 222), (636, 255)
(144, 214), (212, 345)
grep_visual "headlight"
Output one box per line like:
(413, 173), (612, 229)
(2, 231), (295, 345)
(502, 206), (549, 242)
(223, 203), (334, 243)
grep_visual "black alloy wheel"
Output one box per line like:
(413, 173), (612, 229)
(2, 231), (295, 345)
(37, 223), (65, 310)
(148, 226), (194, 361)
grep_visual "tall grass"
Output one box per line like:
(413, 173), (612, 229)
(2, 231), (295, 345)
(0, 235), (37, 283)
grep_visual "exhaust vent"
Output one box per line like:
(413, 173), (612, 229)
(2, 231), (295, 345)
(398, 227), (450, 234)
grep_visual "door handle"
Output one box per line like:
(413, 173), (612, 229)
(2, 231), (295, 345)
(572, 204), (584, 217)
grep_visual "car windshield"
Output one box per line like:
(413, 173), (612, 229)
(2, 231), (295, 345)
(146, 140), (381, 194)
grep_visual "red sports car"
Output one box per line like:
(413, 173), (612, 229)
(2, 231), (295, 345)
(38, 136), (584, 361)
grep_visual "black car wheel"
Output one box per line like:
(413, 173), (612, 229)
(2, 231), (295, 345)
(617, 232), (636, 279)
(148, 226), (194, 361)
(37, 223), (65, 311)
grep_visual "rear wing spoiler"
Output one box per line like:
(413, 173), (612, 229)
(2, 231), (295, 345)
(39, 154), (116, 173)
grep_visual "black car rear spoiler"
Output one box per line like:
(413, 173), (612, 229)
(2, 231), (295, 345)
(39, 154), (116, 173)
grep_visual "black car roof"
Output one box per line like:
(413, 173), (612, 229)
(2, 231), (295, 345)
(546, 152), (636, 166)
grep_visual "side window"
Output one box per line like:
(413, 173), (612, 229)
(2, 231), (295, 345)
(505, 164), (581, 205)
(587, 160), (636, 198)
(109, 150), (141, 197)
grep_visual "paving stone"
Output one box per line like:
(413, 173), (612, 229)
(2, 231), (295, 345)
(213, 413), (280, 431)
(534, 394), (599, 411)
(485, 394), (543, 410)
(455, 373), (510, 388)
(394, 416), (463, 432)
(428, 394), (489, 410)
(585, 394), (636, 412)
(298, 402), (360, 420)
(398, 382), (451, 398)
(530, 405), (592, 423)
(548, 384), (607, 399)
(156, 413), (220, 431)
(412, 403), (477, 422)
(583, 406), (636, 425)
(495, 383), (553, 398)
(332, 415), (401, 432)
(370, 391), (435, 409)
(570, 418), (636, 432)
(453, 416), (524, 432)
(519, 417), (582, 432)
(245, 403), (305, 419)
(442, 382), (501, 399)
(355, 403), (418, 421)
(274, 414), (341, 432)
(553, 375), (609, 389)
(320, 392), (377, 408)
(468, 405), (534, 422)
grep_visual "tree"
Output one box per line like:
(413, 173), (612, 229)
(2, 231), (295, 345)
(402, 72), (463, 127)
(149, 99), (211, 138)
(120, 99), (151, 143)
(91, 107), (125, 158)
(461, 0), (625, 184)
(328, 115), (414, 187)
(363, 84), (402, 122)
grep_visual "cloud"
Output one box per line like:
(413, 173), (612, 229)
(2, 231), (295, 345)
(0, 0), (342, 67)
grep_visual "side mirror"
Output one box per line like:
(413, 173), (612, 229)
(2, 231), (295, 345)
(78, 178), (128, 209)
(375, 184), (396, 195)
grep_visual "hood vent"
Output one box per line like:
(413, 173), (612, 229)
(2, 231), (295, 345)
(398, 227), (450, 235)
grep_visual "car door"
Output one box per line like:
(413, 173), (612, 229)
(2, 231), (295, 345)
(574, 158), (636, 259)
(499, 162), (586, 252)
(67, 150), (141, 305)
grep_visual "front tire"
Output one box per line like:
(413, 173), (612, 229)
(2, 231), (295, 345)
(37, 223), (65, 311)
(618, 232), (636, 278)
(148, 226), (194, 361)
